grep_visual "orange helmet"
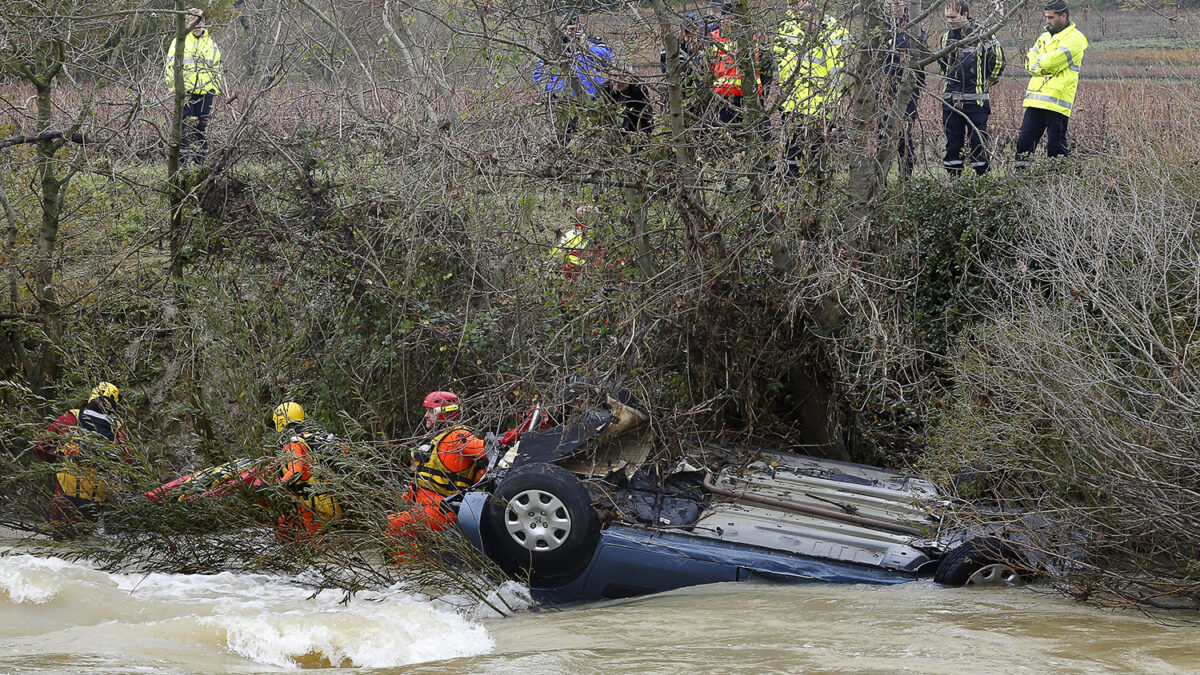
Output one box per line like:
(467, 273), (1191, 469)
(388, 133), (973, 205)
(423, 391), (460, 421)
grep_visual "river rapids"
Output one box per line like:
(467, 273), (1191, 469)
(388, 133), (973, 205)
(2, 548), (1199, 673)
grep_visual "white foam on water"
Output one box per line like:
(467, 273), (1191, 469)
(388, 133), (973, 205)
(471, 580), (535, 620)
(206, 594), (494, 669)
(0, 553), (114, 604)
(0, 552), (499, 670)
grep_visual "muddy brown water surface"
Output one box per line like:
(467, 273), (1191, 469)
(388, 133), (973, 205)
(3, 544), (1199, 674)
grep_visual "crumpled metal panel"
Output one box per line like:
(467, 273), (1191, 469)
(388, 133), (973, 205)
(716, 450), (941, 529)
(685, 452), (943, 572)
(690, 502), (934, 572)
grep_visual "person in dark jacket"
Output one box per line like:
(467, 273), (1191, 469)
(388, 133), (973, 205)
(659, 12), (706, 91)
(882, 0), (925, 178)
(939, 0), (1005, 175)
(599, 67), (653, 141)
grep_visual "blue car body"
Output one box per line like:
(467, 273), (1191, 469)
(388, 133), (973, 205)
(454, 448), (945, 605)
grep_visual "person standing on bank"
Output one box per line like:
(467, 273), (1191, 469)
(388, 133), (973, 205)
(165, 8), (222, 164)
(774, 1), (851, 184)
(939, 0), (1004, 176)
(1014, 0), (1087, 170)
(598, 67), (653, 142)
(532, 15), (613, 145)
(883, 0), (925, 179)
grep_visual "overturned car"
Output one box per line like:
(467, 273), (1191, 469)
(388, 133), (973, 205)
(454, 392), (1027, 604)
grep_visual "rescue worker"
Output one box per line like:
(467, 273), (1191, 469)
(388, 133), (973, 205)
(386, 391), (488, 542)
(939, 0), (1005, 176)
(774, 1), (851, 183)
(705, 2), (767, 129)
(549, 205), (596, 280)
(164, 8), (223, 164)
(1014, 0), (1087, 170)
(533, 15), (614, 144)
(33, 382), (127, 534)
(598, 67), (653, 141)
(273, 402), (347, 537)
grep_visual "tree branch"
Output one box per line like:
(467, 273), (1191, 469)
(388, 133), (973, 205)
(0, 130), (96, 150)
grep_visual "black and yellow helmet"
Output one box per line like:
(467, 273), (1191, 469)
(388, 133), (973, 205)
(89, 382), (120, 406)
(273, 402), (305, 432)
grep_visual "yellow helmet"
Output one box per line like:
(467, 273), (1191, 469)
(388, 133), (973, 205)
(89, 382), (120, 405)
(273, 402), (305, 432)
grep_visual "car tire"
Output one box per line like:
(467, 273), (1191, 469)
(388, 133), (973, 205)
(480, 463), (600, 586)
(934, 537), (1026, 587)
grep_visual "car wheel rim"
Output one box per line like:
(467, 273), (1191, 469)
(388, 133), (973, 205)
(503, 489), (572, 552)
(965, 563), (1021, 586)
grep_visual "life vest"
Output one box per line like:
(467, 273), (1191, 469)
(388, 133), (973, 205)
(54, 406), (119, 504)
(279, 430), (344, 524)
(55, 464), (109, 503)
(414, 427), (487, 497)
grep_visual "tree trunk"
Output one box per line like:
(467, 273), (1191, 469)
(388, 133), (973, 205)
(649, 0), (709, 256)
(31, 79), (63, 398)
(168, 0), (188, 281)
(623, 185), (654, 278)
(0, 183), (32, 380)
(788, 361), (850, 461)
(730, 0), (790, 274)
(382, 0), (456, 129)
(845, 4), (889, 238)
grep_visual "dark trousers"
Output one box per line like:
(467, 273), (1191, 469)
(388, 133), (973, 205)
(1014, 106), (1069, 169)
(943, 100), (991, 176)
(181, 93), (214, 164)
(549, 98), (580, 145)
(783, 112), (827, 184)
(709, 95), (770, 158)
(714, 94), (743, 126)
(895, 94), (919, 178)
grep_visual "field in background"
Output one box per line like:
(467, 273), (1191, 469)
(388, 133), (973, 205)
(1058, 7), (1200, 78)
(1, 7), (1194, 176)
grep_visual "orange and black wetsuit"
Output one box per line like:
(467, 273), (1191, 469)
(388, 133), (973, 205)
(276, 426), (347, 538)
(386, 426), (487, 539)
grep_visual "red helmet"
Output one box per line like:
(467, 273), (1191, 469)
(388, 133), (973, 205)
(423, 391), (460, 420)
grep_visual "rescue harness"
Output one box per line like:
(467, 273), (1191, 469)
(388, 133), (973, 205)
(414, 427), (487, 497)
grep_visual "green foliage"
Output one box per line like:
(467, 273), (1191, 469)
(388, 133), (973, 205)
(899, 174), (1027, 363)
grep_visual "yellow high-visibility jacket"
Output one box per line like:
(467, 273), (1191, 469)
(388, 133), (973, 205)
(551, 226), (587, 267)
(774, 15), (850, 117)
(164, 30), (222, 95)
(1023, 22), (1087, 117)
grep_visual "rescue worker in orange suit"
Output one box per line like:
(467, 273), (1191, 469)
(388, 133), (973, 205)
(33, 382), (127, 535)
(273, 402), (347, 538)
(386, 391), (488, 544)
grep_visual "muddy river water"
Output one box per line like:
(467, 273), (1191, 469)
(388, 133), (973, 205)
(2, 546), (1199, 674)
